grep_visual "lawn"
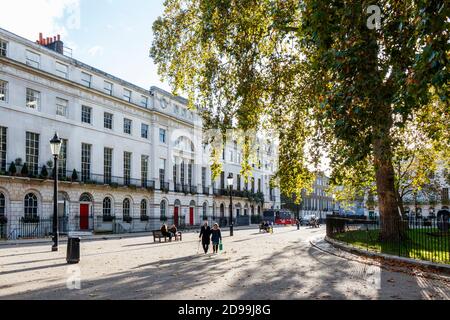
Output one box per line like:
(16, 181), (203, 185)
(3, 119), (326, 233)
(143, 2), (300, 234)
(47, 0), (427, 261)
(333, 229), (450, 265)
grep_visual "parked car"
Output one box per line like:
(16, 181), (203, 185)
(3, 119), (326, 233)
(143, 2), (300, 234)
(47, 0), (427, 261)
(301, 215), (318, 226)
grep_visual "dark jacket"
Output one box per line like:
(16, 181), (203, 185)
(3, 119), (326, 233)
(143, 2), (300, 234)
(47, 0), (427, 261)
(199, 225), (211, 244)
(211, 229), (222, 244)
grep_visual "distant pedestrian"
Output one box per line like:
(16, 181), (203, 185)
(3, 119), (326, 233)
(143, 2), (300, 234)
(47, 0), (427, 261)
(199, 221), (211, 254)
(160, 224), (172, 241)
(211, 223), (222, 254)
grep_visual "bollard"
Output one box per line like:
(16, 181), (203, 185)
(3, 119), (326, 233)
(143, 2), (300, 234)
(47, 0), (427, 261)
(66, 237), (80, 264)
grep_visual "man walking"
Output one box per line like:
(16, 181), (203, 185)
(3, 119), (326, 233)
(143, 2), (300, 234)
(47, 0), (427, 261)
(199, 221), (211, 254)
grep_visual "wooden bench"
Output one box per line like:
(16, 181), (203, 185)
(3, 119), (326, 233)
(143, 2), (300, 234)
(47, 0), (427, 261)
(152, 230), (182, 242)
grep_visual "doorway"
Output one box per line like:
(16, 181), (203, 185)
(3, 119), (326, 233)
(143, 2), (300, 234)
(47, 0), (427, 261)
(79, 204), (89, 230)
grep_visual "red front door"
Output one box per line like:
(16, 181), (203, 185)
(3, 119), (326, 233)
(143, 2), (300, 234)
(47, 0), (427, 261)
(189, 207), (194, 226)
(174, 207), (179, 227)
(80, 204), (89, 230)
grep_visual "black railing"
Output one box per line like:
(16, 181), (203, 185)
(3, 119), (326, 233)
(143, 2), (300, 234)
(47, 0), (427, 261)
(326, 215), (450, 265)
(160, 182), (170, 192)
(1, 167), (156, 191)
(190, 186), (197, 194)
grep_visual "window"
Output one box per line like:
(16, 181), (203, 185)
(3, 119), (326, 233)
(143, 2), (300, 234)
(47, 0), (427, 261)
(104, 148), (113, 184)
(26, 88), (40, 110)
(124, 118), (132, 134)
(123, 89), (132, 102)
(26, 132), (39, 176)
(24, 193), (38, 219)
(160, 201), (166, 220)
(81, 72), (92, 87)
(81, 143), (91, 182)
(202, 167), (206, 187)
(58, 139), (67, 179)
(81, 106), (92, 124)
(0, 80), (8, 102)
(104, 112), (113, 129)
(103, 197), (112, 218)
(173, 160), (177, 185)
(141, 96), (148, 108)
(0, 127), (6, 172)
(203, 202), (207, 219)
(141, 123), (149, 139)
(237, 174), (241, 191)
(123, 199), (131, 219)
(56, 98), (68, 117)
(188, 162), (193, 186)
(141, 155), (149, 187)
(159, 159), (166, 178)
(55, 62), (68, 79)
(26, 50), (40, 68)
(0, 193), (4, 216)
(251, 177), (255, 193)
(159, 128), (166, 143)
(443, 188), (449, 203)
(104, 81), (113, 95)
(180, 161), (185, 185)
(140, 199), (147, 218)
(0, 40), (7, 57)
(124, 152), (132, 185)
(258, 178), (261, 192)
(220, 171), (225, 189)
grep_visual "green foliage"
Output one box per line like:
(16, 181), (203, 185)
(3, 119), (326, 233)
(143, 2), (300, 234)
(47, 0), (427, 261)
(40, 165), (49, 179)
(151, 0), (449, 213)
(21, 163), (29, 176)
(71, 169), (79, 182)
(8, 162), (16, 175)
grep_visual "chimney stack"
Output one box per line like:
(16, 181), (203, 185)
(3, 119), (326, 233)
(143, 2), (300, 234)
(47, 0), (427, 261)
(37, 33), (65, 55)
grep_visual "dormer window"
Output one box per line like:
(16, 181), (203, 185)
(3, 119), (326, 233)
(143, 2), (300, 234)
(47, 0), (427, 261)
(56, 62), (68, 79)
(104, 81), (113, 95)
(123, 89), (132, 102)
(26, 50), (40, 68)
(81, 72), (92, 87)
(0, 40), (7, 57)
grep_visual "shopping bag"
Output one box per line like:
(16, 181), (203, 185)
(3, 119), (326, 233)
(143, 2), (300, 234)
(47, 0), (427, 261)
(219, 240), (223, 251)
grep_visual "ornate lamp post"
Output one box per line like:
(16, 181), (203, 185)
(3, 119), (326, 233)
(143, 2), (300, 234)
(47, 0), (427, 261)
(227, 173), (234, 236)
(50, 133), (62, 252)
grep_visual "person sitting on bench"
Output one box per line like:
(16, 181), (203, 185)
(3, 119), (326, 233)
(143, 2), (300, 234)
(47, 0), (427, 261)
(160, 224), (172, 241)
(169, 224), (178, 238)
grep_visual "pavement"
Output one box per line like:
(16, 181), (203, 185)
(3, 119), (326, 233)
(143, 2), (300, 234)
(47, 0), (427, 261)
(0, 226), (449, 300)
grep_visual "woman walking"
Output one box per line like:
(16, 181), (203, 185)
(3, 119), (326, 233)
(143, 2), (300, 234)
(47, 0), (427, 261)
(211, 223), (222, 254)
(199, 221), (211, 254)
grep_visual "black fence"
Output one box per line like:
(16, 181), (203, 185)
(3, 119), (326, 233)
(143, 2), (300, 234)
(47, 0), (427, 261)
(326, 215), (450, 264)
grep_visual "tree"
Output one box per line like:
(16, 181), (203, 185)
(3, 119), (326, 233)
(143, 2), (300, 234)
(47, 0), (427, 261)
(71, 169), (79, 182)
(151, 0), (449, 240)
(40, 165), (49, 179)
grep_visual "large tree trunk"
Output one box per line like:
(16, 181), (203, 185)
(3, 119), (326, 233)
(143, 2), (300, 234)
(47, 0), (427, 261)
(373, 138), (402, 241)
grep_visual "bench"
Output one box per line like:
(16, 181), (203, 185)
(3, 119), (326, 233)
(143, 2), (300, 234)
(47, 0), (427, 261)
(152, 230), (182, 242)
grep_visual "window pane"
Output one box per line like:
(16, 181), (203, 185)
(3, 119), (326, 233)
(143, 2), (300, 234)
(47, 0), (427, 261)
(104, 148), (112, 184)
(0, 40), (7, 57)
(124, 118), (132, 134)
(81, 72), (92, 87)
(26, 89), (40, 110)
(26, 51), (40, 68)
(81, 106), (92, 124)
(124, 152), (131, 185)
(141, 123), (148, 139)
(55, 62), (68, 78)
(81, 143), (91, 182)
(104, 112), (113, 129)
(56, 98), (68, 117)
(25, 132), (39, 176)
(0, 80), (8, 102)
(104, 81), (113, 95)
(0, 127), (6, 172)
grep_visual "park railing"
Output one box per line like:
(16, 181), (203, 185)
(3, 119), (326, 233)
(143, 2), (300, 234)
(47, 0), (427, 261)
(326, 215), (450, 265)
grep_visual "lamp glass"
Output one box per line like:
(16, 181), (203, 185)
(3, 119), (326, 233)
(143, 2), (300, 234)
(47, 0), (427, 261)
(50, 134), (62, 156)
(227, 174), (233, 187)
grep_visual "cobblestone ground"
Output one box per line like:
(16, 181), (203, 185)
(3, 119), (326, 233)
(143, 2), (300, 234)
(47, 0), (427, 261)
(0, 226), (449, 300)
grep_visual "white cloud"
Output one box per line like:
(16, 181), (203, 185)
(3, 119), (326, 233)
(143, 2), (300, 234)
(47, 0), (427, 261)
(0, 0), (80, 41)
(88, 45), (104, 57)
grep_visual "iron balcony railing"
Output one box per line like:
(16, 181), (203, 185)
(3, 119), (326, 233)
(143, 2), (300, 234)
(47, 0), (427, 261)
(202, 186), (210, 195)
(1, 167), (156, 190)
(160, 182), (170, 192)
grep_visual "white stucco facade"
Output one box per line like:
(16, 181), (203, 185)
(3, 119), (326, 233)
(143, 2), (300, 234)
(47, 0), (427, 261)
(0, 28), (280, 239)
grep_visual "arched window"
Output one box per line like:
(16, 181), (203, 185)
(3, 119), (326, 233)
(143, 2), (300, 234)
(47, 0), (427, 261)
(140, 199), (147, 218)
(220, 204), (225, 218)
(24, 193), (38, 219)
(80, 193), (93, 202)
(202, 202), (207, 220)
(103, 197), (112, 218)
(160, 200), (166, 221)
(123, 199), (131, 218)
(0, 193), (5, 216)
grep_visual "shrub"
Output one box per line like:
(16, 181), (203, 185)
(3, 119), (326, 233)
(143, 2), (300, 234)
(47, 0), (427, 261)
(21, 163), (29, 176)
(40, 165), (49, 179)
(8, 162), (16, 175)
(71, 169), (79, 181)
(14, 158), (22, 166)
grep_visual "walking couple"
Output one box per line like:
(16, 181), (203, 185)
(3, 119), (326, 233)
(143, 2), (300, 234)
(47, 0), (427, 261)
(199, 221), (222, 254)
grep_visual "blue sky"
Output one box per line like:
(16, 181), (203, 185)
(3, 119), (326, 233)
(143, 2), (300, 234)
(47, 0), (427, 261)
(0, 0), (170, 91)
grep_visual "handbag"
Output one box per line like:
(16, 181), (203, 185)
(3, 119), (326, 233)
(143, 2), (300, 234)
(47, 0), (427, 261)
(219, 240), (223, 251)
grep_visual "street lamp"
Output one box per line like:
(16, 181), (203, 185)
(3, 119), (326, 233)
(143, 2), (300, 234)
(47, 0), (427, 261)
(50, 132), (62, 252)
(227, 173), (234, 236)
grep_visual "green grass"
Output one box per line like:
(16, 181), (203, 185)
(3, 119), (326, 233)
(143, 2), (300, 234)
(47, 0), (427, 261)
(333, 229), (450, 265)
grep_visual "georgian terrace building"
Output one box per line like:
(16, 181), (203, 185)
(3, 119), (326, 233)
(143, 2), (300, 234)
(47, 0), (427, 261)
(0, 28), (280, 239)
